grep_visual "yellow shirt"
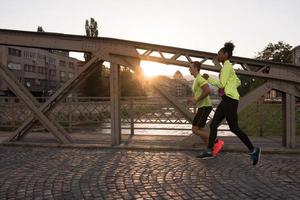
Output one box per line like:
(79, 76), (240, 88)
(192, 74), (212, 108)
(208, 60), (241, 100)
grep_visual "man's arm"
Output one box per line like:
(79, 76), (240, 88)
(195, 83), (210, 102)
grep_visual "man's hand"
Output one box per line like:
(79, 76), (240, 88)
(188, 97), (198, 104)
(212, 57), (219, 65)
(213, 57), (222, 69)
(202, 73), (209, 80)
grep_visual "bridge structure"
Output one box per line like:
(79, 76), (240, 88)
(0, 29), (299, 148)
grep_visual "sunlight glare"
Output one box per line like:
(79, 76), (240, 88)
(140, 61), (191, 80)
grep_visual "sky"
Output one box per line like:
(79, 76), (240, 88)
(0, 0), (299, 77)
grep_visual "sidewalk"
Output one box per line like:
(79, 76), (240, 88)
(0, 145), (299, 199)
(0, 132), (299, 199)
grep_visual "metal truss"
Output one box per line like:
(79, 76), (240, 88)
(0, 29), (299, 147)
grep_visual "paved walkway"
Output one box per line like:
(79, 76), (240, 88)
(1, 131), (299, 154)
(0, 146), (299, 200)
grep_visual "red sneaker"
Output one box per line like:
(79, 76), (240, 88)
(212, 139), (224, 157)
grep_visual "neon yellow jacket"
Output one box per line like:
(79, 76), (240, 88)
(207, 60), (241, 100)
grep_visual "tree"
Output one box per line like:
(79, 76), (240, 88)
(238, 41), (293, 96)
(80, 18), (105, 96)
(81, 66), (109, 97)
(238, 76), (265, 97)
(256, 41), (292, 63)
(37, 26), (44, 32)
(84, 18), (98, 61)
(80, 18), (146, 97)
(120, 67), (146, 96)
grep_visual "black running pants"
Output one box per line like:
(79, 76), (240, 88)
(208, 95), (254, 151)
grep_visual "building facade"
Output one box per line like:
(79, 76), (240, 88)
(171, 71), (191, 97)
(291, 45), (300, 65)
(0, 45), (80, 96)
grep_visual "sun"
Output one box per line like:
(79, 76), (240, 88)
(141, 60), (189, 78)
(140, 61), (166, 77)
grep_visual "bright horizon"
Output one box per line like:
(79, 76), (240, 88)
(1, 0), (299, 77)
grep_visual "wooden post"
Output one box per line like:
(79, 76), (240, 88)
(282, 93), (296, 148)
(130, 98), (134, 136)
(110, 63), (121, 145)
(258, 98), (263, 137)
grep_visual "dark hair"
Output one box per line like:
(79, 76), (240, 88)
(220, 42), (235, 58)
(192, 61), (202, 71)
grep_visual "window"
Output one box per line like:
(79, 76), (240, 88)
(24, 64), (36, 72)
(69, 62), (74, 68)
(24, 51), (30, 58)
(48, 57), (56, 65)
(8, 48), (21, 57)
(38, 66), (42, 74)
(60, 71), (65, 77)
(37, 54), (45, 60)
(59, 60), (66, 67)
(37, 66), (47, 74)
(29, 52), (36, 58)
(49, 69), (56, 76)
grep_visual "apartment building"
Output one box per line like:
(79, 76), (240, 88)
(0, 45), (80, 96)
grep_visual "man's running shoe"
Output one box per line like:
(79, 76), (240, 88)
(197, 151), (214, 159)
(250, 147), (261, 165)
(212, 139), (225, 157)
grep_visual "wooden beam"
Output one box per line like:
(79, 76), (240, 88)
(238, 81), (272, 111)
(0, 65), (71, 143)
(270, 81), (300, 98)
(282, 93), (296, 148)
(1, 29), (300, 84)
(7, 57), (102, 142)
(0, 55), (72, 142)
(2, 67), (72, 142)
(0, 29), (298, 68)
(153, 81), (194, 122)
(110, 63), (121, 145)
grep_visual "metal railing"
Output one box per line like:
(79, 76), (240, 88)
(0, 96), (299, 136)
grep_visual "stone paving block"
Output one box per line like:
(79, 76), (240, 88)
(0, 147), (299, 199)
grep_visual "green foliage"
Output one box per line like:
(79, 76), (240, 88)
(239, 102), (300, 136)
(81, 17), (109, 96)
(80, 65), (146, 97)
(84, 17), (99, 61)
(256, 41), (293, 63)
(81, 65), (109, 97)
(238, 76), (266, 97)
(238, 41), (293, 95)
(37, 26), (44, 32)
(120, 68), (146, 96)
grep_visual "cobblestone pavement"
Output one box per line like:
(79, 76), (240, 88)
(0, 146), (299, 200)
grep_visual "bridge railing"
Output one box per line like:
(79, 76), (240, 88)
(0, 96), (299, 136)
